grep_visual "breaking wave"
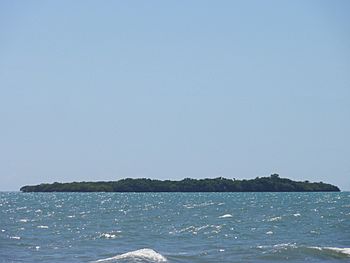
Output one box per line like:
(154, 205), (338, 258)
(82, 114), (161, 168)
(98, 231), (122, 239)
(258, 243), (350, 259)
(94, 248), (167, 262)
(308, 246), (350, 257)
(267, 216), (282, 222)
(218, 214), (232, 218)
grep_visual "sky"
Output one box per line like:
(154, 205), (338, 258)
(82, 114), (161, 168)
(1, 1), (349, 191)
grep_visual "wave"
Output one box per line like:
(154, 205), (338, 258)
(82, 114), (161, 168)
(98, 231), (122, 239)
(170, 224), (222, 235)
(183, 201), (215, 209)
(258, 243), (350, 259)
(308, 246), (350, 257)
(267, 216), (281, 222)
(37, 225), (49, 229)
(218, 214), (232, 218)
(94, 248), (167, 262)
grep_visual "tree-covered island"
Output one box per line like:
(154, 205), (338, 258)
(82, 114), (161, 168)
(20, 174), (340, 192)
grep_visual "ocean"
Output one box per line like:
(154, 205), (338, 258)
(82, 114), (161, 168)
(1, 192), (349, 262)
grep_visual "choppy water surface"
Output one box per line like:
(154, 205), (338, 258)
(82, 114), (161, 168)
(1, 192), (349, 262)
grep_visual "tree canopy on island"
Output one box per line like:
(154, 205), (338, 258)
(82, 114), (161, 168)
(20, 174), (340, 192)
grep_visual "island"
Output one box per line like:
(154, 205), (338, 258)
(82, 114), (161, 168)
(20, 174), (340, 192)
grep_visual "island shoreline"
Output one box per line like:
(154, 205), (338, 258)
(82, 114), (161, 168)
(20, 174), (340, 193)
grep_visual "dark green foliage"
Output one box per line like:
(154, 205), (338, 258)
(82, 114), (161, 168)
(20, 174), (340, 192)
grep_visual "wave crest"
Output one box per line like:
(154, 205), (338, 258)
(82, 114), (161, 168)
(218, 214), (233, 218)
(94, 248), (167, 262)
(309, 246), (350, 257)
(258, 243), (350, 259)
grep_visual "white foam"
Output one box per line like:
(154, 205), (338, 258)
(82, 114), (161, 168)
(268, 244), (350, 257)
(94, 248), (167, 262)
(273, 243), (296, 248)
(10, 236), (21, 240)
(219, 214), (233, 218)
(37, 225), (49, 229)
(183, 202), (215, 209)
(324, 247), (350, 256)
(293, 213), (301, 217)
(309, 246), (350, 256)
(19, 219), (28, 223)
(267, 216), (282, 222)
(266, 231), (273, 235)
(196, 225), (209, 231)
(99, 232), (121, 239)
(178, 226), (195, 233)
(102, 233), (116, 239)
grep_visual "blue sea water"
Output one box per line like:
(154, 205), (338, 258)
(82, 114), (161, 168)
(1, 192), (349, 262)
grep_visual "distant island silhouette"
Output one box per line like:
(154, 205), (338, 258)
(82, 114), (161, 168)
(20, 174), (340, 192)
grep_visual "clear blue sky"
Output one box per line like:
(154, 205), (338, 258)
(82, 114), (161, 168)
(1, 1), (349, 191)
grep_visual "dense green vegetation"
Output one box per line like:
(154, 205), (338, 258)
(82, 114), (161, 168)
(20, 174), (340, 192)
